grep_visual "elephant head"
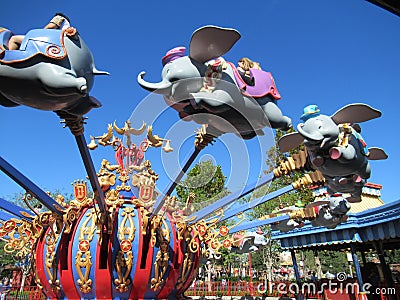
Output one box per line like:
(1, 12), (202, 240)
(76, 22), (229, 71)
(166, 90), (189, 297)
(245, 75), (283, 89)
(0, 27), (108, 116)
(311, 197), (350, 229)
(138, 26), (240, 96)
(297, 114), (340, 152)
(329, 195), (351, 215)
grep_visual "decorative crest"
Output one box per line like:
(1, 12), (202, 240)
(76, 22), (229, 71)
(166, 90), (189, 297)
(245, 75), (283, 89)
(88, 121), (173, 169)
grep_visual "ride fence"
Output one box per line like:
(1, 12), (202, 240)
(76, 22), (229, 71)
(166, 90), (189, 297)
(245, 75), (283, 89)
(185, 280), (400, 299)
(185, 280), (314, 298)
(0, 286), (44, 300)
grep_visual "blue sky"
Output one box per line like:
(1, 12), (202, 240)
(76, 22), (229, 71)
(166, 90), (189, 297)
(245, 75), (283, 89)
(1, 0), (399, 206)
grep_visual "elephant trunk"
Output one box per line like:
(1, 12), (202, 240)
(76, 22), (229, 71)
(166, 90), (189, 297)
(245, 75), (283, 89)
(93, 67), (110, 76)
(137, 71), (172, 94)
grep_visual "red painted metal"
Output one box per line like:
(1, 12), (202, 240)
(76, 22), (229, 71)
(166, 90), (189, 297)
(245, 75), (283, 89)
(34, 227), (57, 299)
(94, 230), (113, 299)
(58, 210), (85, 300)
(129, 208), (154, 299)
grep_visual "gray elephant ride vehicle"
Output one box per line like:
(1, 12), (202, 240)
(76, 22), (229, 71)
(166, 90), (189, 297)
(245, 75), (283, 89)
(138, 25), (292, 140)
(278, 103), (388, 202)
(0, 26), (108, 116)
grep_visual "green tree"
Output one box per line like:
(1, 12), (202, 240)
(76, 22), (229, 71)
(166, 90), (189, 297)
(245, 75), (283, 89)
(0, 241), (20, 278)
(218, 247), (241, 278)
(176, 160), (230, 208)
(251, 232), (281, 282)
(319, 250), (348, 275)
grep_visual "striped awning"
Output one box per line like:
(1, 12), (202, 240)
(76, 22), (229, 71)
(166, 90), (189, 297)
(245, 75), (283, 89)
(277, 227), (362, 249)
(360, 218), (400, 242)
(272, 198), (400, 249)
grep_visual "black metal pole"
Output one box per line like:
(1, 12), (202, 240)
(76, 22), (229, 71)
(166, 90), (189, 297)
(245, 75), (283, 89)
(188, 171), (275, 224)
(152, 147), (201, 214)
(75, 134), (107, 214)
(0, 156), (64, 215)
(290, 249), (303, 300)
(350, 245), (365, 294)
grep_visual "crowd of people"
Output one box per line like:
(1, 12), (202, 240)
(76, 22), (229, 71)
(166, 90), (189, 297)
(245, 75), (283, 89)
(0, 278), (11, 300)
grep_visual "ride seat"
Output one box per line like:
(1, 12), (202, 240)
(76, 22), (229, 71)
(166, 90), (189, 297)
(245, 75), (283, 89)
(0, 28), (12, 53)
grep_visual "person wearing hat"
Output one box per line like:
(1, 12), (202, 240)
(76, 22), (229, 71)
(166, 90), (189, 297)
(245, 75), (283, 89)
(8, 13), (71, 50)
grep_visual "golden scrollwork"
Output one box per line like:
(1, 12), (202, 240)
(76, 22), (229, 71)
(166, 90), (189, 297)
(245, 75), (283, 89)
(186, 225), (200, 254)
(118, 207), (136, 241)
(32, 251), (44, 292)
(176, 252), (193, 290)
(116, 169), (131, 192)
(104, 189), (124, 226)
(114, 250), (133, 292)
(1, 218), (37, 258)
(45, 245), (60, 291)
(105, 189), (123, 210)
(62, 207), (79, 234)
(150, 241), (170, 290)
(75, 208), (97, 293)
(96, 159), (118, 191)
(147, 125), (173, 152)
(139, 207), (151, 236)
(150, 215), (162, 247)
(188, 212), (229, 258)
(175, 221), (187, 241)
(149, 213), (172, 290)
(114, 206), (136, 292)
(76, 250), (93, 293)
(194, 125), (216, 149)
(43, 226), (61, 292)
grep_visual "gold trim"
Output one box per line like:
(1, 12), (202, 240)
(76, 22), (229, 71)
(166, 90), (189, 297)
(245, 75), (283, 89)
(114, 206), (136, 292)
(150, 241), (169, 290)
(75, 208), (97, 293)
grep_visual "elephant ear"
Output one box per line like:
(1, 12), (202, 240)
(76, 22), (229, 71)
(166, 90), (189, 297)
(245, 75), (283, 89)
(277, 132), (304, 153)
(331, 103), (382, 125)
(368, 147), (388, 160)
(306, 200), (330, 208)
(189, 25), (241, 63)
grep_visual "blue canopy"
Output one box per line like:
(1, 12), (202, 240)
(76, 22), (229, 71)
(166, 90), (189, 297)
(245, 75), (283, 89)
(272, 198), (400, 249)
